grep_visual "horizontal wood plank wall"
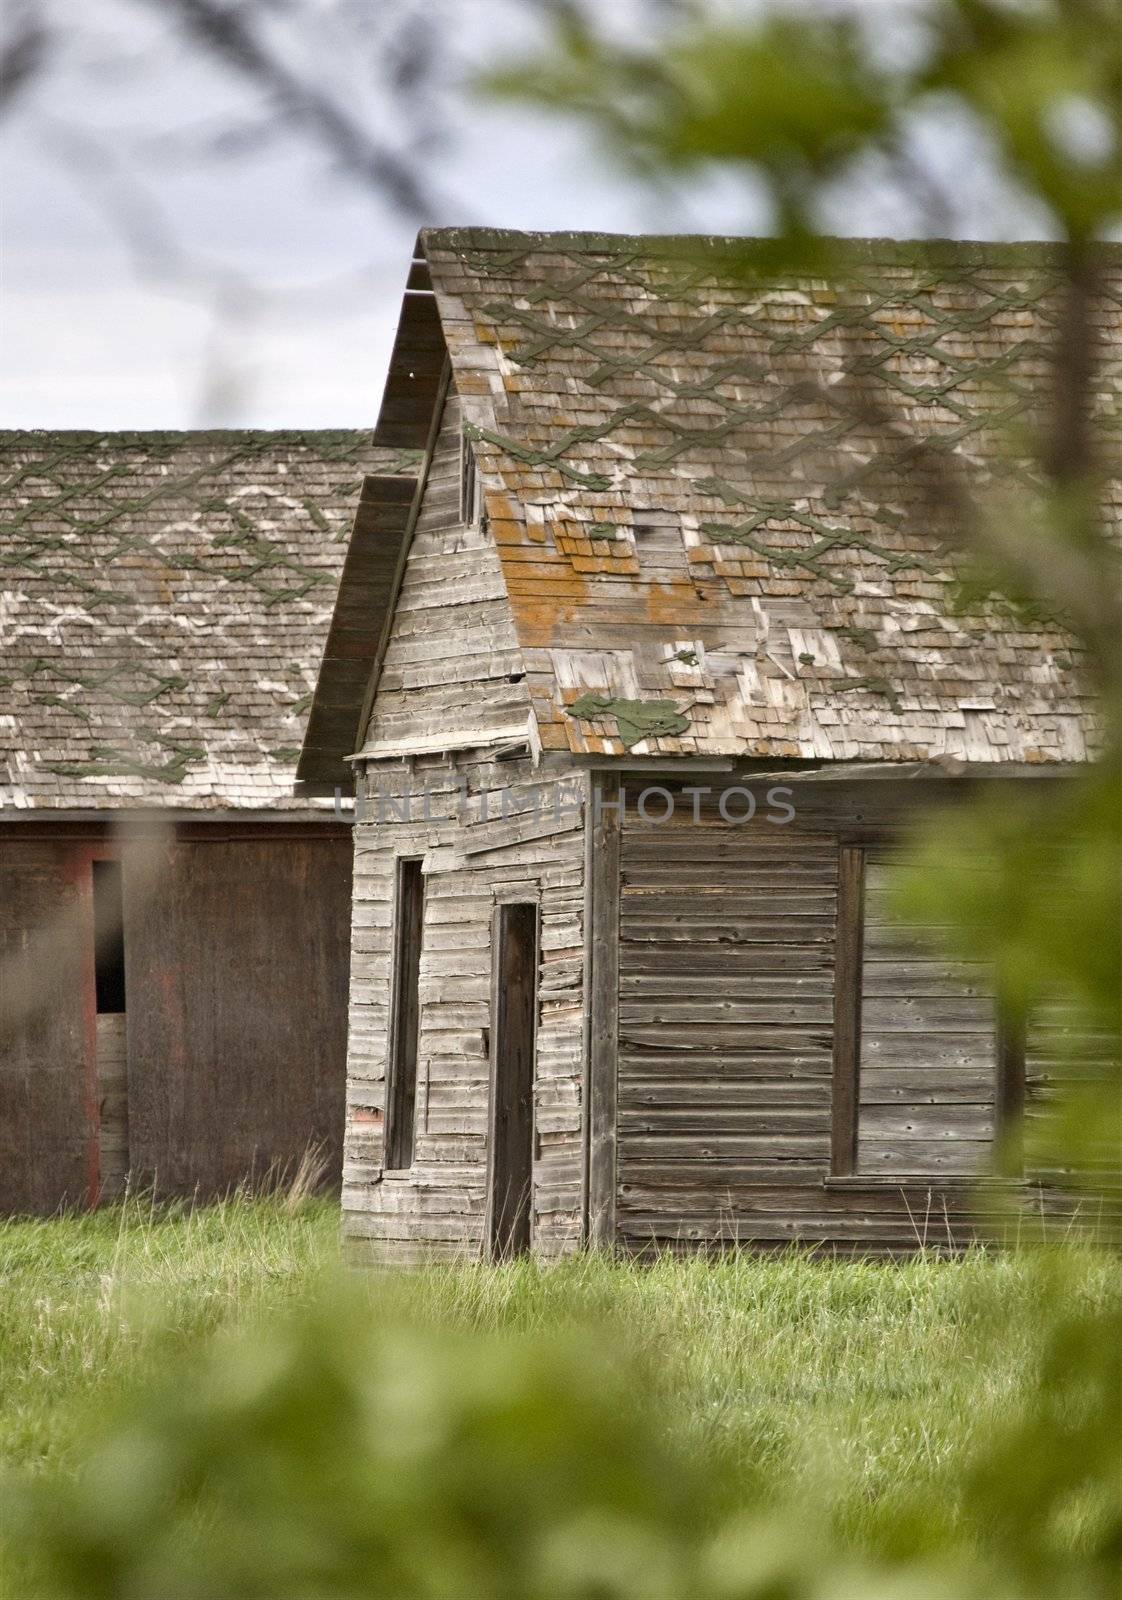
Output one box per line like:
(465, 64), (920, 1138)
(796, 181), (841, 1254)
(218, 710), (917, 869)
(361, 387), (531, 752)
(343, 755), (585, 1264)
(616, 786), (839, 1250)
(614, 777), (1062, 1254)
(125, 828), (351, 1196)
(0, 838), (92, 1213)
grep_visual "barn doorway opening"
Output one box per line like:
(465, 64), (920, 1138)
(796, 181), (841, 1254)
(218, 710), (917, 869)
(92, 858), (129, 1199)
(488, 902), (539, 1260)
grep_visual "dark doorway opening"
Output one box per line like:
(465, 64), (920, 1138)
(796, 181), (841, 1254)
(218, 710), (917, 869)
(488, 902), (539, 1260)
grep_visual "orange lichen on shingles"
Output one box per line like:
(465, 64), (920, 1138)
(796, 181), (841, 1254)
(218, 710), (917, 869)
(508, 584), (590, 649)
(642, 578), (712, 626)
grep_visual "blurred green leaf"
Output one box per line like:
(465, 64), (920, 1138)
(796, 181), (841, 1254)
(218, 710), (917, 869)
(5, 1256), (1120, 1598)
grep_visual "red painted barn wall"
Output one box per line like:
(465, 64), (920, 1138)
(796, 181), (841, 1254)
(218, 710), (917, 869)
(0, 823), (351, 1213)
(123, 826), (351, 1197)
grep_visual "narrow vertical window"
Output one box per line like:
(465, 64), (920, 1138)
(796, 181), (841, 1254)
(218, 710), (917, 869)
(385, 857), (424, 1170)
(459, 432), (481, 524)
(92, 859), (129, 1198)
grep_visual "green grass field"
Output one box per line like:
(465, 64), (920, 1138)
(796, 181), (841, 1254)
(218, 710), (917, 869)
(1, 1194), (1118, 1596)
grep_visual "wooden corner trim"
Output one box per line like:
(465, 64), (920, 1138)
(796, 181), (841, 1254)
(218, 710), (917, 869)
(586, 773), (621, 1249)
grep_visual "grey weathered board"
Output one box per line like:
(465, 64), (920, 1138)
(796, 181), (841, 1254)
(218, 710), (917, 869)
(608, 779), (1060, 1253)
(616, 797), (841, 1249)
(361, 391), (530, 754)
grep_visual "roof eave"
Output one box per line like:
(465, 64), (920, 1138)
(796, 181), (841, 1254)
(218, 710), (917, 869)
(371, 246), (446, 449)
(296, 472), (418, 789)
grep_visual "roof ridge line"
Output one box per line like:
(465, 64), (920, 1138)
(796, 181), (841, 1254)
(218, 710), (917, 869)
(421, 226), (1121, 266)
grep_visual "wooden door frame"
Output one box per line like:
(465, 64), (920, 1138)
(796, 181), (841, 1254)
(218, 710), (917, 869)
(485, 898), (541, 1261)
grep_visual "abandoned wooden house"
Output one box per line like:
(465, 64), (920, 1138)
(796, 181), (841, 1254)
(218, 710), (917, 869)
(1, 429), (414, 1214)
(297, 229), (1117, 1262)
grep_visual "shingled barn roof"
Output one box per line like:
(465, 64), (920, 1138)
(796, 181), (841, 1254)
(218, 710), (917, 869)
(1, 431), (417, 810)
(323, 229), (1119, 770)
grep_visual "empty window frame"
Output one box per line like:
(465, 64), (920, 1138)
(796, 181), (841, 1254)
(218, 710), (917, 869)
(832, 846), (1023, 1178)
(384, 857), (425, 1170)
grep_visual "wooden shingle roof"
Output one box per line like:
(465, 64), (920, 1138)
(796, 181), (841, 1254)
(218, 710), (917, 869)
(1, 431), (417, 810)
(348, 228), (1116, 768)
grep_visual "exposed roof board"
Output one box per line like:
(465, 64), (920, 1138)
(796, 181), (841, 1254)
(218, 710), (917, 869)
(1, 430), (417, 810)
(296, 471), (417, 790)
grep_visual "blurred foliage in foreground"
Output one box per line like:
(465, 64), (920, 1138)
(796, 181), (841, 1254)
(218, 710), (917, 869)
(0, 1201), (1118, 1599)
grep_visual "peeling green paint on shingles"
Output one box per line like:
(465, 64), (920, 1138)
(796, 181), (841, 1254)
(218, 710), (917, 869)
(565, 693), (691, 750)
(426, 229), (1117, 764)
(0, 431), (417, 807)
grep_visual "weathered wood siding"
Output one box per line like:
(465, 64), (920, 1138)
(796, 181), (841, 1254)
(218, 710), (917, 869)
(613, 778), (1034, 1254)
(0, 837), (92, 1213)
(343, 755), (585, 1262)
(362, 387), (529, 754)
(124, 826), (351, 1196)
(615, 788), (843, 1250)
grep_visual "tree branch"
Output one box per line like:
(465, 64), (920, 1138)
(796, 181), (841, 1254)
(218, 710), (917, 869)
(161, 0), (443, 215)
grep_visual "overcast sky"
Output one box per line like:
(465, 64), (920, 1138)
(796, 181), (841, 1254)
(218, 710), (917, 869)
(0, 0), (1052, 431)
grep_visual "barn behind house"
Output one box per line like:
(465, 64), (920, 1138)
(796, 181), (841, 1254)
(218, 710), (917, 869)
(299, 229), (1118, 1262)
(1, 429), (414, 1214)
